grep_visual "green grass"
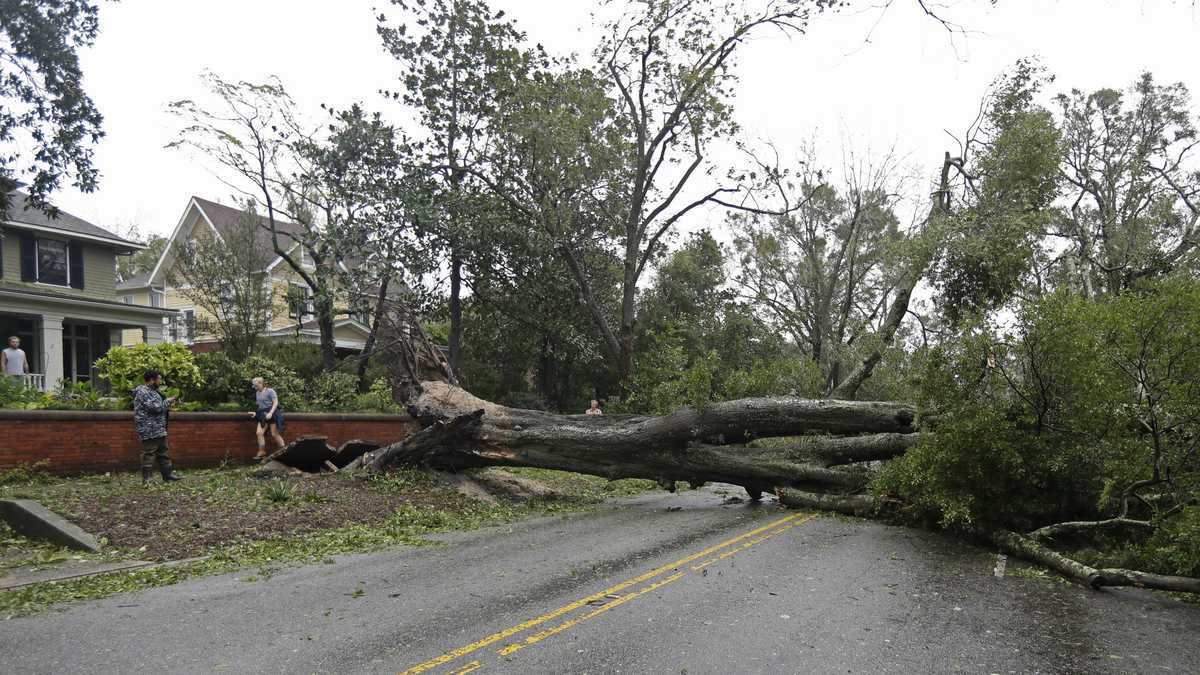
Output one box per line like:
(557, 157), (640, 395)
(0, 465), (660, 618)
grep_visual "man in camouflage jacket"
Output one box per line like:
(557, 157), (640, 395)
(133, 369), (183, 485)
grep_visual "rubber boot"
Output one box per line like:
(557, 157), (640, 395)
(142, 466), (155, 486)
(158, 456), (184, 482)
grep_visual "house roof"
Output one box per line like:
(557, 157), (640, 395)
(191, 196), (303, 253)
(116, 272), (153, 291)
(4, 190), (144, 250)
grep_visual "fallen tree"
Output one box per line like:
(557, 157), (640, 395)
(362, 379), (1200, 595)
(370, 381), (919, 500)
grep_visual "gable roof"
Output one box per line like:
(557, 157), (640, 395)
(4, 190), (145, 251)
(148, 196), (307, 286)
(191, 197), (303, 253)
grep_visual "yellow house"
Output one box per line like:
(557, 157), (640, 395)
(124, 197), (371, 353)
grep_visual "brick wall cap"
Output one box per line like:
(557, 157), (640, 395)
(0, 410), (414, 423)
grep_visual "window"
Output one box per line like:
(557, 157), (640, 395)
(287, 283), (314, 321)
(150, 290), (164, 308)
(182, 309), (196, 342)
(36, 239), (69, 286)
(121, 295), (134, 305)
(170, 309), (196, 343)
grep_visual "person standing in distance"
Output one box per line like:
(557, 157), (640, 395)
(2, 336), (30, 379)
(133, 369), (183, 485)
(585, 399), (603, 416)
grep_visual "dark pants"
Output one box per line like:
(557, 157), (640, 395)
(141, 436), (174, 476)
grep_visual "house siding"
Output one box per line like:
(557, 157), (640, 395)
(0, 232), (118, 300)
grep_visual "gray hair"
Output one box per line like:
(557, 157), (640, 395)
(252, 377), (265, 386)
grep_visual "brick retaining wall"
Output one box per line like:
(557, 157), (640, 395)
(0, 410), (414, 475)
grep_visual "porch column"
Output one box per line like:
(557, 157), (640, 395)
(41, 313), (64, 389)
(143, 318), (165, 345)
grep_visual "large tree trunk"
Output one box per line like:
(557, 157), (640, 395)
(372, 381), (916, 497)
(448, 252), (463, 372)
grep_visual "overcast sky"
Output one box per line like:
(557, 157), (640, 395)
(43, 0), (1200, 243)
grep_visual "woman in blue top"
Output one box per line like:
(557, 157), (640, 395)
(249, 377), (286, 460)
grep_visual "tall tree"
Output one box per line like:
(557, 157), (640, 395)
(572, 0), (838, 381)
(377, 0), (532, 372)
(167, 202), (275, 360)
(0, 0), (105, 217)
(1053, 73), (1199, 297)
(732, 151), (903, 391)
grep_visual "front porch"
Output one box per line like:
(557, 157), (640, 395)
(1, 289), (173, 392)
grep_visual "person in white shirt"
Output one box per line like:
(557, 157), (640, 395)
(585, 399), (603, 416)
(2, 336), (29, 378)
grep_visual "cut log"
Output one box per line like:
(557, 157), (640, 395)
(1027, 518), (1154, 544)
(993, 530), (1200, 594)
(372, 382), (917, 497)
(776, 488), (877, 517)
(753, 433), (921, 467)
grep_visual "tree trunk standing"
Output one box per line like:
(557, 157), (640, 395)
(356, 274), (393, 392)
(449, 251), (463, 371)
(316, 291), (339, 372)
(828, 152), (953, 401)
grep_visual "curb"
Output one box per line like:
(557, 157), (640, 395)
(0, 499), (101, 552)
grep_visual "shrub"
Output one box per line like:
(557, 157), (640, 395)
(43, 381), (109, 410)
(189, 352), (248, 406)
(354, 378), (400, 413)
(1140, 507), (1200, 578)
(254, 341), (328, 381)
(241, 355), (305, 410)
(94, 343), (203, 400)
(0, 376), (44, 409)
(306, 371), (359, 412)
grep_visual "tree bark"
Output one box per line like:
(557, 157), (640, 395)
(373, 381), (917, 496)
(448, 251), (462, 371)
(993, 530), (1200, 594)
(356, 274), (392, 392)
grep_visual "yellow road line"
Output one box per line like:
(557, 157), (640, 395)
(497, 514), (814, 658)
(448, 661), (482, 675)
(398, 512), (804, 675)
(690, 518), (805, 570)
(497, 572), (687, 656)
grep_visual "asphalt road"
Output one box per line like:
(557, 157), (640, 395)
(3, 487), (1198, 674)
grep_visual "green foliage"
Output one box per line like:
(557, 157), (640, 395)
(0, 0), (105, 218)
(254, 341), (328, 382)
(1141, 507), (1200, 578)
(0, 460), (52, 486)
(189, 352), (249, 407)
(305, 372), (359, 412)
(43, 381), (107, 411)
(261, 480), (294, 504)
(240, 355), (304, 409)
(94, 343), (203, 401)
(877, 275), (1200, 553)
(353, 378), (401, 413)
(0, 376), (43, 409)
(933, 60), (1063, 324)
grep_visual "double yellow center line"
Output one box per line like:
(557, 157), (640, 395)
(400, 511), (813, 674)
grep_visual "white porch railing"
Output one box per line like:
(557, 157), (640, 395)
(20, 373), (47, 392)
